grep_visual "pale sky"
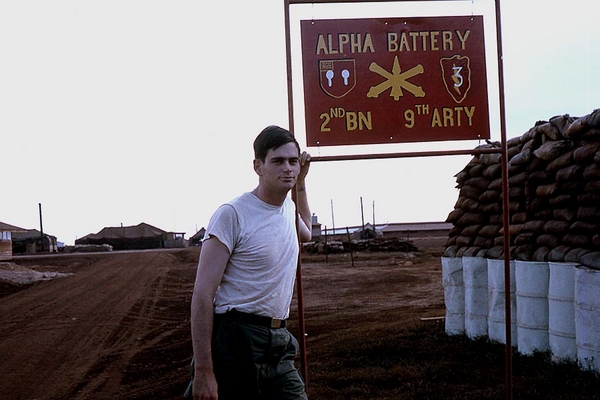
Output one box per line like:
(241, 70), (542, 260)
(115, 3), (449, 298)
(1, 0), (598, 245)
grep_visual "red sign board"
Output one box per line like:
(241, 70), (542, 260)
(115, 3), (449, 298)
(300, 16), (490, 147)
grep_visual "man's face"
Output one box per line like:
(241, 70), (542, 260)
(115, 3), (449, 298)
(254, 142), (301, 195)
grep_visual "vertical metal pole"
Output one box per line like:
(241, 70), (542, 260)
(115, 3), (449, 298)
(324, 225), (329, 263)
(346, 227), (355, 267)
(284, 0), (309, 386)
(330, 199), (336, 236)
(372, 201), (375, 233)
(494, 0), (512, 399)
(360, 197), (365, 235)
(39, 203), (44, 252)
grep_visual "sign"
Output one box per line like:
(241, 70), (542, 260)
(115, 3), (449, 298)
(300, 16), (490, 147)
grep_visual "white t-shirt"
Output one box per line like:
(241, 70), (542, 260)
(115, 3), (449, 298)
(204, 192), (299, 320)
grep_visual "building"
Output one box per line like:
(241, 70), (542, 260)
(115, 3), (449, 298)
(0, 221), (58, 255)
(75, 222), (186, 250)
(1, 230), (11, 260)
(322, 221), (452, 242)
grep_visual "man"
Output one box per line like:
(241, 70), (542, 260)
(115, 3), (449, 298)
(190, 125), (312, 399)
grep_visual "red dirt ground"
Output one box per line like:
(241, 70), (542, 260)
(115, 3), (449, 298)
(1, 238), (599, 399)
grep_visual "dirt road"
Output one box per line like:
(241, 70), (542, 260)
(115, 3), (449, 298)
(0, 249), (199, 399)
(0, 245), (445, 400)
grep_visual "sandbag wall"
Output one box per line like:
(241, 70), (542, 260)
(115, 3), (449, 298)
(441, 109), (600, 371)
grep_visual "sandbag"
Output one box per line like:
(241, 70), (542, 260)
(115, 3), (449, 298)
(479, 153), (502, 166)
(461, 247), (482, 257)
(548, 194), (574, 207)
(578, 193), (600, 207)
(445, 208), (464, 223)
(456, 212), (487, 226)
(512, 245), (535, 261)
(585, 181), (600, 193)
(456, 235), (475, 247)
(488, 177), (503, 190)
(528, 156), (549, 172)
(479, 224), (502, 238)
(565, 114), (591, 138)
(543, 220), (570, 234)
(546, 149), (575, 172)
(573, 142), (600, 164)
(461, 225), (483, 237)
(461, 198), (480, 212)
(509, 171), (529, 186)
(537, 122), (562, 140)
(483, 163), (502, 179)
(577, 207), (600, 222)
(460, 185), (484, 200)
(553, 208), (577, 222)
(444, 245), (459, 258)
(531, 209), (554, 220)
(548, 245), (573, 262)
(565, 248), (589, 263)
(536, 234), (560, 248)
(583, 164), (600, 180)
(455, 169), (469, 185)
(486, 246), (504, 259)
(514, 232), (536, 246)
(536, 183), (559, 197)
(474, 236), (493, 249)
(509, 148), (532, 166)
(587, 108), (600, 127)
(562, 181), (584, 192)
(480, 203), (502, 214)
(469, 176), (492, 190)
(511, 212), (527, 224)
(556, 164), (582, 182)
(521, 220), (546, 233)
(479, 190), (501, 204)
(580, 251), (600, 270)
(528, 170), (554, 183)
(563, 234), (592, 248)
(570, 220), (599, 234)
(549, 114), (576, 136)
(507, 136), (522, 148)
(533, 140), (573, 160)
(533, 247), (551, 261)
(582, 128), (600, 138)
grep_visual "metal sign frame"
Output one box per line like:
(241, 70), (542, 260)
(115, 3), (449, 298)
(284, 0), (512, 398)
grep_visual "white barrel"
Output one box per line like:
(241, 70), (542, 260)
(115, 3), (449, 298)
(463, 256), (488, 339)
(515, 260), (549, 355)
(441, 257), (464, 335)
(575, 266), (600, 372)
(548, 262), (577, 361)
(487, 259), (517, 346)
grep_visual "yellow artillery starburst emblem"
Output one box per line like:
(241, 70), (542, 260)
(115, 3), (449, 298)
(367, 56), (425, 101)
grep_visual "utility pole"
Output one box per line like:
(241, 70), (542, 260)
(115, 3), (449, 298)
(360, 197), (365, 233)
(330, 199), (336, 237)
(372, 200), (376, 232)
(38, 203), (44, 252)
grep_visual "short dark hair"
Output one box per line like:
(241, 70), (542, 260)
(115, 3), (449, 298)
(253, 125), (300, 161)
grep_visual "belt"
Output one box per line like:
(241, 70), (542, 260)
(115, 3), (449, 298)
(223, 310), (287, 329)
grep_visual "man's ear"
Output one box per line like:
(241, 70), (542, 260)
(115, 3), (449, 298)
(253, 159), (263, 175)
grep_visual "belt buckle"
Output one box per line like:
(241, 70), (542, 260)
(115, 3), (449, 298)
(270, 318), (283, 329)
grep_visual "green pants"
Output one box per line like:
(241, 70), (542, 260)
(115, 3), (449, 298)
(211, 311), (308, 400)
